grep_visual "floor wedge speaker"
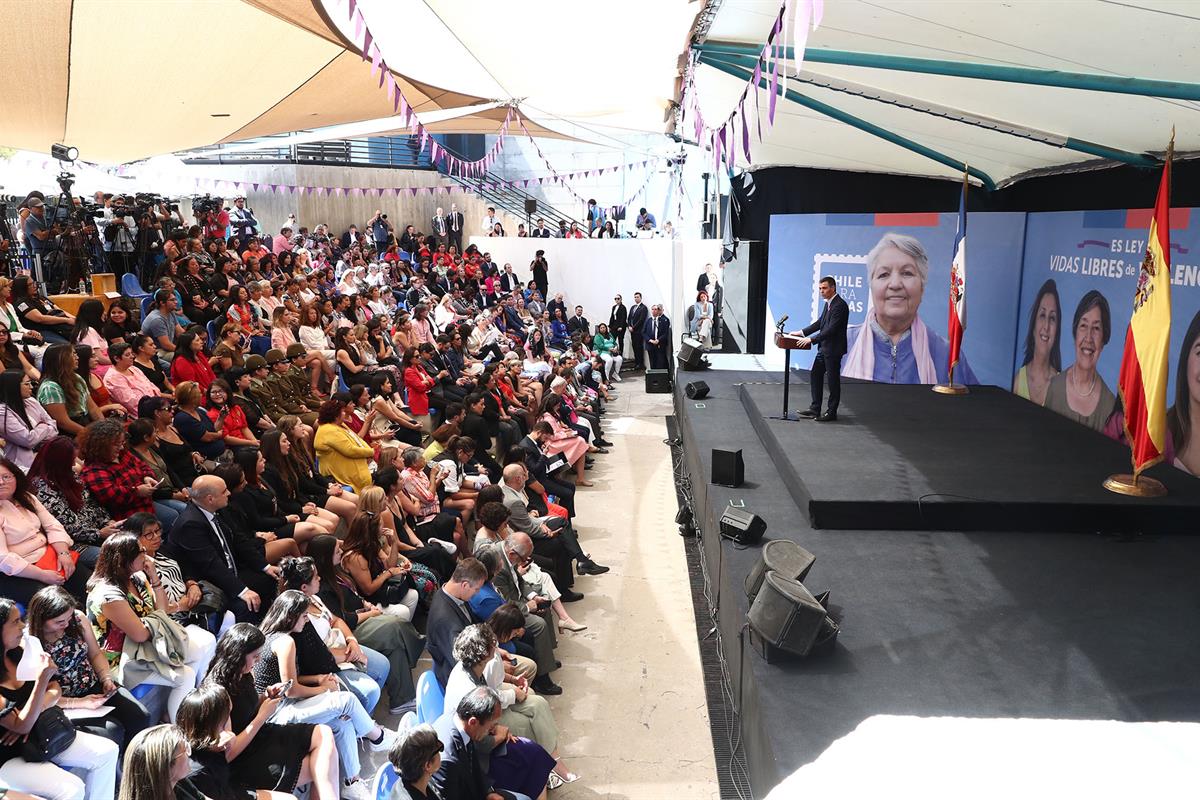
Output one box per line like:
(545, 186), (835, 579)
(645, 369), (671, 393)
(719, 505), (764, 544)
(685, 380), (710, 399)
(712, 449), (744, 488)
(748, 572), (828, 657)
(745, 540), (817, 602)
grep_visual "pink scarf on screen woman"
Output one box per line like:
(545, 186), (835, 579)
(842, 310), (938, 384)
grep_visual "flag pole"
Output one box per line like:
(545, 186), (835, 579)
(934, 166), (970, 395)
(1103, 129), (1174, 498)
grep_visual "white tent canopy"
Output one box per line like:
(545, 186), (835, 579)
(693, 0), (1200, 186)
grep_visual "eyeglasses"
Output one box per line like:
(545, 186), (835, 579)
(0, 474), (14, 485)
(139, 529), (163, 540)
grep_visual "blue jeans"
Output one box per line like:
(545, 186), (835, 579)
(271, 690), (375, 781)
(335, 646), (390, 713)
(153, 499), (186, 531)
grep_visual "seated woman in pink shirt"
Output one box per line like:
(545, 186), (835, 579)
(102, 343), (169, 415)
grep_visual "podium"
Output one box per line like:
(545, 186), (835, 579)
(774, 332), (809, 421)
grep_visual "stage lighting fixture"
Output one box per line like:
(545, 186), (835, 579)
(745, 540), (816, 602)
(747, 572), (839, 659)
(675, 506), (693, 526)
(51, 143), (79, 162)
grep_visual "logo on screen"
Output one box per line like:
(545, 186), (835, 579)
(813, 253), (868, 324)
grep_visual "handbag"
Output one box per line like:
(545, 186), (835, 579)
(192, 580), (227, 614)
(22, 706), (77, 762)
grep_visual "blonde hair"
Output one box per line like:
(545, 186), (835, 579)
(174, 381), (203, 407)
(358, 485), (386, 515)
(120, 724), (187, 800)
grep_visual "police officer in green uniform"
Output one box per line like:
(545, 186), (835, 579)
(265, 348), (318, 426)
(284, 343), (324, 410)
(246, 353), (288, 423)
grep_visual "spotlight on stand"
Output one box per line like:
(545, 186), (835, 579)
(51, 143), (79, 163)
(675, 506), (696, 538)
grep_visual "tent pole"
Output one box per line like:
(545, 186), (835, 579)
(698, 42), (1200, 102)
(702, 52), (1158, 169)
(698, 54), (997, 190)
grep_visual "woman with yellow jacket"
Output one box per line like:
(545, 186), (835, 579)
(313, 395), (375, 493)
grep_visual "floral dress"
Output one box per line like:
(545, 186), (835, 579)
(86, 575), (155, 667)
(45, 625), (100, 697)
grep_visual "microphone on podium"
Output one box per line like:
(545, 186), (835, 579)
(776, 314), (789, 329)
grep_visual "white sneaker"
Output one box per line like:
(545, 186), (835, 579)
(367, 726), (401, 753)
(431, 538), (458, 555)
(342, 779), (373, 800)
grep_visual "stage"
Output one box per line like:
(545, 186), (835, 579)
(673, 361), (1200, 796)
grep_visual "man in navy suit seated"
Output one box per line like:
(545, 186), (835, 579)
(793, 275), (850, 422)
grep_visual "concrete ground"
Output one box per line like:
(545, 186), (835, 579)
(363, 373), (720, 799)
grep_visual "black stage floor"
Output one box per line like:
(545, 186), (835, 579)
(675, 369), (1200, 796)
(738, 379), (1200, 533)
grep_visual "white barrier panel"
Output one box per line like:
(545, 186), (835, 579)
(468, 237), (721, 360)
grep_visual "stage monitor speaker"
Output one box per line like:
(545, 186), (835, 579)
(685, 381), (710, 400)
(677, 337), (707, 371)
(719, 505), (764, 544)
(712, 449), (744, 487)
(524, 199), (538, 215)
(645, 369), (671, 393)
(748, 572), (832, 658)
(745, 540), (816, 602)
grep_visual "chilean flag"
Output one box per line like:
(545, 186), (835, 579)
(946, 178), (967, 376)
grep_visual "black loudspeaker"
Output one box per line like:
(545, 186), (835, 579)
(645, 369), (671, 393)
(744, 540), (816, 602)
(748, 572), (837, 658)
(719, 505), (764, 544)
(677, 336), (708, 371)
(524, 198), (538, 215)
(685, 381), (710, 399)
(711, 449), (744, 487)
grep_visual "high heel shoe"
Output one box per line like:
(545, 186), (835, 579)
(558, 619), (587, 633)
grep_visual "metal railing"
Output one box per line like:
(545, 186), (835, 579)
(442, 170), (582, 231)
(184, 135), (435, 170)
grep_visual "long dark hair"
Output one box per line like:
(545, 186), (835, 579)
(278, 555), (316, 593)
(27, 585), (82, 642)
(203, 623), (265, 693)
(1167, 309), (1200, 454)
(27, 436), (84, 510)
(74, 344), (96, 384)
(88, 532), (144, 591)
(306, 535), (347, 615)
(1021, 279), (1063, 370)
(0, 457), (36, 513)
(260, 590), (311, 636)
(174, 332), (200, 364)
(71, 298), (106, 345)
(176, 683), (231, 752)
(42, 343), (82, 412)
(0, 369), (31, 430)
(260, 430), (299, 496)
(0, 598), (19, 681)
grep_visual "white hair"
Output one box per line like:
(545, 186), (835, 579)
(866, 232), (929, 286)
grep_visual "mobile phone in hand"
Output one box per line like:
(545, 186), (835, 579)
(268, 679), (293, 698)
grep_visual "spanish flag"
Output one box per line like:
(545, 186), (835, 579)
(1118, 143), (1173, 475)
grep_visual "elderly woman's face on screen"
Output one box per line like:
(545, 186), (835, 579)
(871, 246), (924, 329)
(1034, 294), (1059, 360)
(1074, 305), (1105, 370)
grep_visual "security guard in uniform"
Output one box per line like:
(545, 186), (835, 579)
(284, 343), (323, 410)
(265, 348), (318, 425)
(246, 354), (290, 423)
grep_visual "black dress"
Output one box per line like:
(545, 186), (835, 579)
(227, 673), (313, 793)
(230, 484), (297, 539)
(157, 436), (201, 485)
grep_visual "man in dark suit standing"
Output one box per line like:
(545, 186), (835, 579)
(795, 275), (850, 422)
(609, 294), (628, 360)
(431, 688), (524, 800)
(163, 475), (279, 623)
(431, 206), (448, 249)
(641, 303), (671, 370)
(446, 203), (465, 252)
(426, 558), (487, 689)
(627, 292), (648, 369)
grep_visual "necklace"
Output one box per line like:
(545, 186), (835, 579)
(1070, 366), (1097, 398)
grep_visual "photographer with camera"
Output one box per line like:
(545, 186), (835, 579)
(20, 197), (53, 261)
(229, 196), (259, 248)
(99, 196), (138, 278)
(196, 196), (230, 243)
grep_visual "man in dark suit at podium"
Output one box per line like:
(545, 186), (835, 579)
(794, 276), (849, 422)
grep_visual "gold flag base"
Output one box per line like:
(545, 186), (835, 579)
(1103, 473), (1167, 497)
(932, 383), (969, 395)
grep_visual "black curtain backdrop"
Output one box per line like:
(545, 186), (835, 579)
(730, 160), (1200, 242)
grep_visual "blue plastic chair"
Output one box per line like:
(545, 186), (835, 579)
(337, 365), (351, 393)
(371, 762), (400, 800)
(140, 295), (154, 320)
(206, 319), (219, 349)
(415, 670), (444, 724)
(130, 683), (155, 700)
(121, 273), (151, 301)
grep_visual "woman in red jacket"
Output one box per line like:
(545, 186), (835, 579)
(169, 331), (216, 393)
(401, 347), (435, 433)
